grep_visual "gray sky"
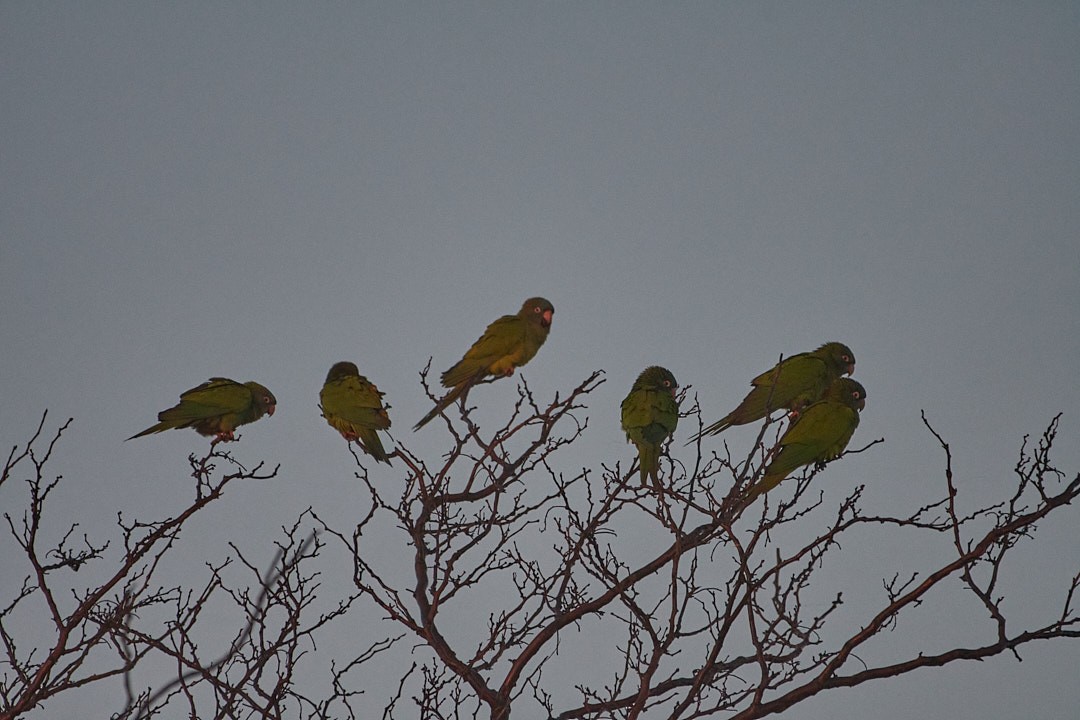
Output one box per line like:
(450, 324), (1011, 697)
(2, 3), (1078, 718)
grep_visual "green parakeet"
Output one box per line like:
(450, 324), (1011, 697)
(414, 296), (554, 430)
(621, 366), (680, 485)
(743, 377), (866, 503)
(319, 361), (393, 464)
(693, 342), (855, 439)
(128, 377), (277, 442)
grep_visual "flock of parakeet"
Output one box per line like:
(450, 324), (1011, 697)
(128, 297), (866, 504)
(617, 342), (865, 501)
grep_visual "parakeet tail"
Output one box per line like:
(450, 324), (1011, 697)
(413, 382), (472, 431)
(742, 472), (785, 505)
(125, 422), (169, 441)
(687, 416), (734, 444)
(358, 429), (393, 465)
(638, 443), (660, 485)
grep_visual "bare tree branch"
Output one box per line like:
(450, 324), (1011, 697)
(3, 390), (1078, 720)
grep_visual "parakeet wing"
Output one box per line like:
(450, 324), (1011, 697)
(748, 353), (828, 401)
(159, 378), (254, 423)
(621, 389), (678, 444)
(322, 376), (391, 430)
(441, 315), (525, 388)
(767, 401), (859, 478)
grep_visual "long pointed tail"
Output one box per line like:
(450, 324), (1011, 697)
(742, 471), (784, 505)
(126, 422), (168, 441)
(686, 416), (733, 445)
(637, 442), (660, 486)
(413, 382), (471, 431)
(358, 429), (392, 464)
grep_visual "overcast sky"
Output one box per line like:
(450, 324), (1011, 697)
(2, 3), (1079, 718)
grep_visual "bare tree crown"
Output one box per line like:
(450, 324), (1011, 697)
(2, 372), (1077, 719)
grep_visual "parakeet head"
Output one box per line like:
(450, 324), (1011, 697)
(245, 382), (278, 417)
(826, 377), (866, 411)
(325, 361), (361, 383)
(634, 366), (679, 397)
(818, 342), (856, 376)
(520, 297), (554, 328)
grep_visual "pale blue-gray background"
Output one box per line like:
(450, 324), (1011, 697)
(2, 3), (1078, 718)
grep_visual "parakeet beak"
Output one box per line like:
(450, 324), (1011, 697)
(541, 309), (553, 327)
(267, 405), (276, 416)
(856, 397), (866, 411)
(846, 362), (856, 375)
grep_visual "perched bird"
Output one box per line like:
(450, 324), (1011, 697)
(414, 296), (554, 430)
(692, 342), (855, 439)
(621, 366), (680, 485)
(319, 361), (392, 464)
(743, 377), (866, 504)
(127, 377), (276, 443)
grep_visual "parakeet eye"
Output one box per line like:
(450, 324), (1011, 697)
(264, 396), (272, 404)
(533, 306), (541, 313)
(663, 380), (671, 387)
(842, 355), (851, 363)
(851, 391), (861, 400)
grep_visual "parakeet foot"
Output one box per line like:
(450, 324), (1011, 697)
(211, 431), (236, 446)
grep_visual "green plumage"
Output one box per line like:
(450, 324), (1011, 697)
(743, 377), (866, 503)
(127, 377), (276, 442)
(693, 342), (855, 439)
(414, 297), (554, 430)
(621, 366), (679, 485)
(319, 361), (393, 464)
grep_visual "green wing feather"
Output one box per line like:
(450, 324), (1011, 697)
(440, 315), (527, 388)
